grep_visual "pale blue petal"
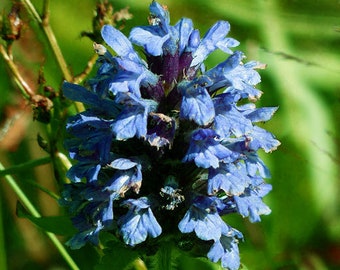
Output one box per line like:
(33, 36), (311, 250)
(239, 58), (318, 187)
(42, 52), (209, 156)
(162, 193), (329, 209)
(191, 21), (234, 67)
(178, 196), (229, 241)
(245, 107), (279, 123)
(179, 76), (215, 126)
(234, 184), (272, 222)
(175, 18), (194, 54)
(119, 198), (162, 246)
(149, 1), (170, 28)
(101, 25), (140, 63)
(216, 38), (240, 54)
(130, 26), (170, 56)
(109, 158), (138, 170)
(207, 233), (242, 270)
(247, 126), (281, 152)
(208, 163), (251, 195)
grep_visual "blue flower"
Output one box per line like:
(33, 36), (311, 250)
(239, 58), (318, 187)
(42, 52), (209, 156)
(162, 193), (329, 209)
(130, 1), (175, 56)
(191, 21), (239, 67)
(234, 182), (272, 222)
(61, 1), (280, 268)
(207, 229), (243, 270)
(65, 112), (113, 161)
(179, 75), (215, 126)
(178, 196), (230, 241)
(183, 128), (235, 168)
(208, 162), (251, 195)
(205, 51), (263, 99)
(105, 158), (142, 196)
(101, 25), (159, 95)
(245, 126), (281, 153)
(118, 197), (162, 246)
(212, 93), (253, 137)
(111, 93), (157, 140)
(244, 152), (271, 178)
(63, 81), (121, 116)
(66, 220), (104, 249)
(60, 183), (115, 249)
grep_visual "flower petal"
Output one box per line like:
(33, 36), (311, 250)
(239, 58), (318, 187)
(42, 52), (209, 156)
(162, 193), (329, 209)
(179, 76), (215, 126)
(101, 25), (140, 63)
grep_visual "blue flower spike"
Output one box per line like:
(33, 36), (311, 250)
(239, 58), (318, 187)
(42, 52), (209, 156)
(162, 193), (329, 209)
(61, 1), (280, 269)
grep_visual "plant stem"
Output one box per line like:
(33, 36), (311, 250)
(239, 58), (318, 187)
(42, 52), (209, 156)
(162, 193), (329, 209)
(0, 156), (51, 177)
(21, 0), (73, 82)
(0, 162), (79, 270)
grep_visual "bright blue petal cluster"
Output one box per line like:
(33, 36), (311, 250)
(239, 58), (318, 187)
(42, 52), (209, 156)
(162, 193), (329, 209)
(61, 2), (280, 269)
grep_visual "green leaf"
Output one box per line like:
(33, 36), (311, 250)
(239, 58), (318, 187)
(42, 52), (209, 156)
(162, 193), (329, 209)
(94, 241), (139, 270)
(16, 202), (77, 235)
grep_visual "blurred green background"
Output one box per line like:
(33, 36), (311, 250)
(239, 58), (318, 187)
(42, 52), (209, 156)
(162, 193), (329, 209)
(0, 0), (339, 269)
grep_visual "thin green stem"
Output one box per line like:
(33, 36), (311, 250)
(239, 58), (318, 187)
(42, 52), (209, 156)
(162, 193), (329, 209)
(0, 162), (79, 270)
(21, 0), (42, 24)
(0, 157), (51, 177)
(22, 179), (60, 200)
(45, 232), (79, 270)
(20, 0), (73, 82)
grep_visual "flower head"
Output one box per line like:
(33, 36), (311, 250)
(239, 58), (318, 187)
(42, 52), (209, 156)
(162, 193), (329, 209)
(61, 2), (280, 269)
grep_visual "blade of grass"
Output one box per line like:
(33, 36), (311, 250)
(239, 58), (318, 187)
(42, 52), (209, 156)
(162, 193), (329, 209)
(0, 156), (51, 177)
(22, 179), (60, 200)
